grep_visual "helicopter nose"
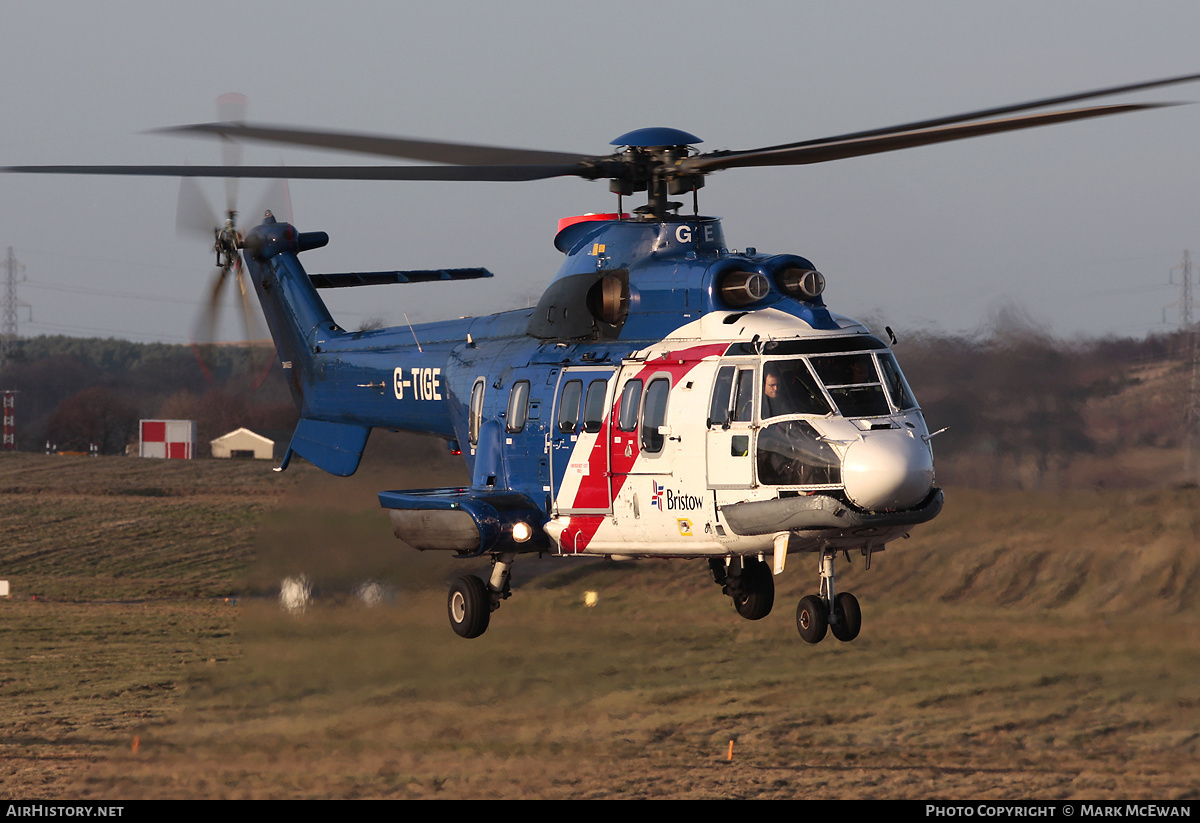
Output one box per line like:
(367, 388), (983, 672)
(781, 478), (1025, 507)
(841, 430), (934, 511)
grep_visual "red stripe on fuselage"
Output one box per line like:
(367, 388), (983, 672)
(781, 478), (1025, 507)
(561, 343), (727, 553)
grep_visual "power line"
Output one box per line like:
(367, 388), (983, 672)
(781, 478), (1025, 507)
(23, 278), (211, 307)
(21, 319), (193, 342)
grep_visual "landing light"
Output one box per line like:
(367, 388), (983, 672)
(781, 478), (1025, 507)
(512, 521), (534, 543)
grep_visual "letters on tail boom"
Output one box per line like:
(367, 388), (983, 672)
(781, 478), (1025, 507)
(242, 214), (492, 476)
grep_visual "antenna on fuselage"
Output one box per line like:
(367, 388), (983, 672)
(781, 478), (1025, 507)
(403, 312), (423, 353)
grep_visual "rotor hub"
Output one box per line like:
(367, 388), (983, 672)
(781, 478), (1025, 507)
(604, 130), (706, 217)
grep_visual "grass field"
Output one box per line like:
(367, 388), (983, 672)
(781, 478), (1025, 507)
(1, 445), (1198, 799)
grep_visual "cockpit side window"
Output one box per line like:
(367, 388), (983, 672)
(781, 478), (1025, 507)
(879, 353), (918, 411)
(762, 360), (832, 418)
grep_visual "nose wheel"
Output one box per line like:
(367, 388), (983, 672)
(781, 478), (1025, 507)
(795, 594), (828, 643)
(795, 550), (862, 644)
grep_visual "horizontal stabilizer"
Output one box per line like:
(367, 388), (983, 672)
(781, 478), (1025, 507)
(308, 268), (494, 289)
(288, 418), (370, 477)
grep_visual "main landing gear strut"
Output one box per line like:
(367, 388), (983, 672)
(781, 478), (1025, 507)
(447, 552), (514, 639)
(795, 549), (862, 644)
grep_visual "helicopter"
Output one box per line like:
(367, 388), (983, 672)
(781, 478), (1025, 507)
(8, 71), (1200, 641)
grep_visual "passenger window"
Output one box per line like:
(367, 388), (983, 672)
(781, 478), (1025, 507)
(640, 378), (670, 453)
(506, 381), (529, 433)
(468, 379), (485, 446)
(618, 380), (642, 432)
(582, 380), (607, 433)
(558, 380), (582, 433)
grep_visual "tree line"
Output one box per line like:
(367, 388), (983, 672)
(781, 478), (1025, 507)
(0, 336), (296, 456)
(1, 329), (1194, 486)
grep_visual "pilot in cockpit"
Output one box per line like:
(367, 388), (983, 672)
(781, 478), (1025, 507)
(763, 361), (830, 419)
(762, 366), (790, 419)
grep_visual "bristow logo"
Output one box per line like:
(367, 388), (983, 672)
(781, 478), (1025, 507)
(650, 481), (703, 512)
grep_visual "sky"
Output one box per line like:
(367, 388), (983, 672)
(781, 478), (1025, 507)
(2, 0), (1200, 344)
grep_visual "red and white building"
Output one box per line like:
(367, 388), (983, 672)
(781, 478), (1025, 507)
(139, 419), (195, 459)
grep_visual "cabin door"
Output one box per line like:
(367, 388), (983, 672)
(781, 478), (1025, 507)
(705, 363), (756, 488)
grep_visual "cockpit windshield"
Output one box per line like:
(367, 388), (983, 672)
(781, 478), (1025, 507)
(808, 353), (889, 417)
(760, 343), (918, 419)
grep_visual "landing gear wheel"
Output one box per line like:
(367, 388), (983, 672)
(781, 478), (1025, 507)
(733, 560), (774, 621)
(448, 575), (491, 639)
(830, 592), (861, 642)
(796, 594), (828, 644)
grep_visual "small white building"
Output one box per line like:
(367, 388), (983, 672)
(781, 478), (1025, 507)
(211, 427), (275, 460)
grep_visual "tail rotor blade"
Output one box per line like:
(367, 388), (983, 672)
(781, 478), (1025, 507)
(191, 267), (230, 382)
(176, 177), (218, 240)
(216, 93), (248, 214)
(252, 176), (293, 225)
(223, 142), (242, 215)
(234, 257), (259, 342)
(232, 259), (276, 389)
(194, 267), (229, 344)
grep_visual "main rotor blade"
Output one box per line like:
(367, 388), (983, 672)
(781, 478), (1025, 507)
(154, 122), (595, 167)
(5, 163), (589, 182)
(682, 103), (1173, 173)
(742, 70), (1200, 154)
